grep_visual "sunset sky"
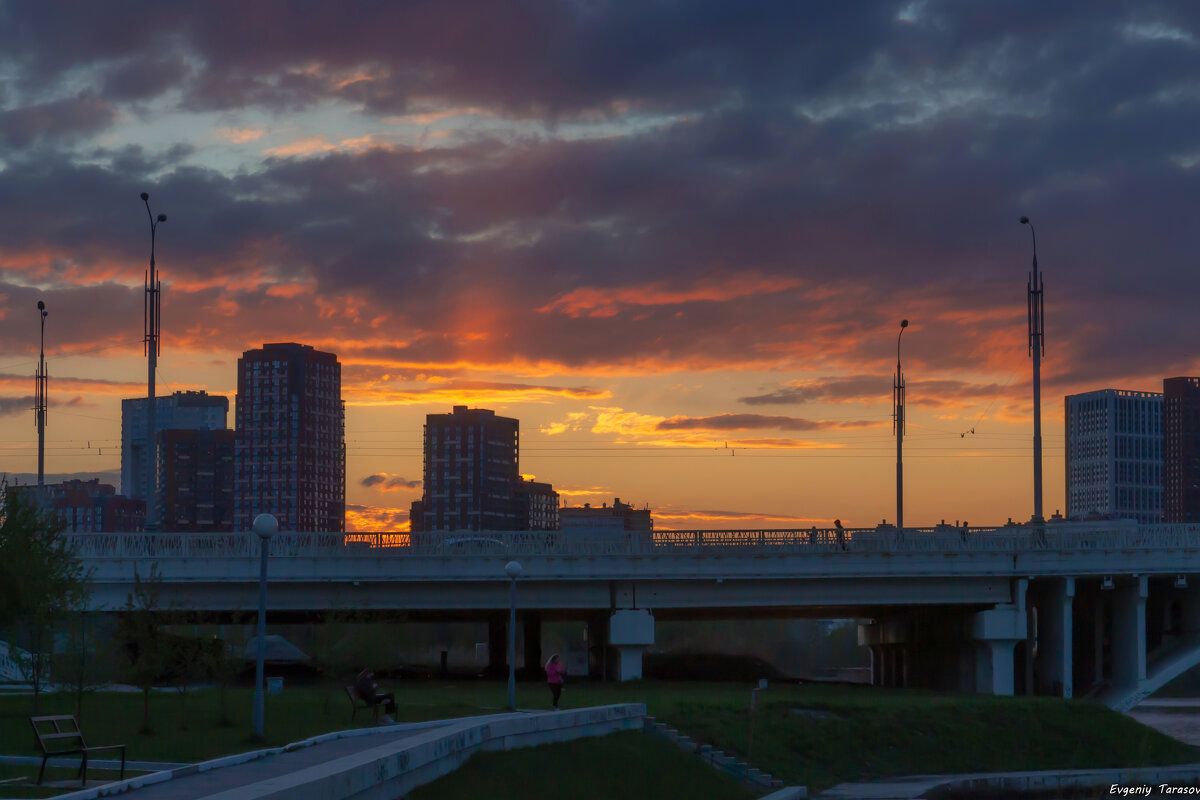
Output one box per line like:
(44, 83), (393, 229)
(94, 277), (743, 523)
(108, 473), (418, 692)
(1, 1), (1197, 531)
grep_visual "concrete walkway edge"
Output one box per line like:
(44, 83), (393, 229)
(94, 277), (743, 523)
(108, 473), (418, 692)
(46, 704), (645, 800)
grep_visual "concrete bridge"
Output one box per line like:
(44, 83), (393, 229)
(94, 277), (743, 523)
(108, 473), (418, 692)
(64, 521), (1200, 709)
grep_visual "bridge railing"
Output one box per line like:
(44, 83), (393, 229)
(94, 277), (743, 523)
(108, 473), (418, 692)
(59, 522), (1200, 560)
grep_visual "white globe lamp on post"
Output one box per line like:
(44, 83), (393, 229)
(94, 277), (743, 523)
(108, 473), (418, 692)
(251, 513), (279, 739)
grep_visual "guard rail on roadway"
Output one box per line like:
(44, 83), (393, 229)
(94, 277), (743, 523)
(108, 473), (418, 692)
(58, 521), (1200, 560)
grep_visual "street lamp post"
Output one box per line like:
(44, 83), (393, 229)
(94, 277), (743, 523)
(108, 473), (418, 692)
(140, 193), (167, 531)
(251, 513), (279, 739)
(505, 560), (523, 710)
(1019, 216), (1045, 522)
(895, 319), (909, 533)
(35, 301), (48, 487)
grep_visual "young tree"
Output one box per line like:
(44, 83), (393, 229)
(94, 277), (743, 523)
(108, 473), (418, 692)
(196, 610), (251, 728)
(119, 564), (167, 734)
(0, 478), (89, 713)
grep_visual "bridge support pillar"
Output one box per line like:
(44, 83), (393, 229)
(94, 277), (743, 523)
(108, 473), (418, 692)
(858, 619), (913, 687)
(609, 609), (654, 681)
(1113, 576), (1148, 692)
(587, 614), (609, 680)
(971, 604), (1026, 695)
(1034, 577), (1075, 697)
(487, 613), (507, 677)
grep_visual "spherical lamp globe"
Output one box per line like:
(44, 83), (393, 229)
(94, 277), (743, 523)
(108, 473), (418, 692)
(252, 513), (279, 540)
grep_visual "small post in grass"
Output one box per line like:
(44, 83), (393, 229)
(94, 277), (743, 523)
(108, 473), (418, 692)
(747, 679), (766, 782)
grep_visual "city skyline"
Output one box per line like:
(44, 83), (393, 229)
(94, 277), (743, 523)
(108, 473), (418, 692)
(2, 2), (1199, 530)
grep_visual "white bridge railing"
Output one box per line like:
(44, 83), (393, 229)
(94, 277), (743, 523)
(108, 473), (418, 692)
(60, 522), (1200, 560)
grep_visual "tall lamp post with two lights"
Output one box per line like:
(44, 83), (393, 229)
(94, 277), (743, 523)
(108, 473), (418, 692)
(1019, 216), (1045, 523)
(140, 193), (167, 530)
(35, 301), (48, 486)
(895, 319), (909, 533)
(251, 513), (279, 739)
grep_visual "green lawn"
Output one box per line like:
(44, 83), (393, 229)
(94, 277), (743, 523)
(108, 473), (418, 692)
(0, 764), (141, 799)
(407, 730), (755, 800)
(1, 681), (1195, 795)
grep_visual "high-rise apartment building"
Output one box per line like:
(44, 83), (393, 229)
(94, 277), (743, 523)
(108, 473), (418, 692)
(158, 428), (236, 531)
(121, 391), (228, 501)
(1164, 377), (1200, 523)
(419, 406), (520, 531)
(234, 343), (345, 532)
(1064, 389), (1163, 523)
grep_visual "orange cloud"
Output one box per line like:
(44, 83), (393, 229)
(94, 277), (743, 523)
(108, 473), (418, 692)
(263, 135), (393, 158)
(539, 274), (805, 318)
(382, 106), (492, 125)
(536, 406), (848, 449)
(344, 380), (610, 407)
(345, 504), (411, 532)
(216, 127), (266, 144)
(656, 413), (880, 432)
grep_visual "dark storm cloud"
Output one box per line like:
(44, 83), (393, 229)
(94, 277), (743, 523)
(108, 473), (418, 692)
(360, 474), (421, 490)
(0, 93), (117, 149)
(0, 0), (1198, 393)
(0, 1), (901, 117)
(0, 395), (87, 418)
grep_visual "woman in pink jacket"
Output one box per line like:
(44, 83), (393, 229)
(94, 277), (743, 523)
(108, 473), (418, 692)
(545, 654), (566, 710)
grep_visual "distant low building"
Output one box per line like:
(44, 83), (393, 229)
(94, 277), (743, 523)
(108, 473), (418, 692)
(515, 478), (559, 530)
(560, 498), (652, 531)
(13, 478), (145, 532)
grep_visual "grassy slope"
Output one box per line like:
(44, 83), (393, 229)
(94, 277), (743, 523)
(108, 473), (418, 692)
(639, 683), (1200, 792)
(0, 681), (1194, 794)
(407, 731), (756, 800)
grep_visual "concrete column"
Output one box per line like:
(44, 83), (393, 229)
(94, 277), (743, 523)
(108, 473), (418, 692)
(1094, 594), (1105, 688)
(1182, 583), (1200, 635)
(971, 605), (1026, 696)
(976, 640), (1018, 695)
(521, 611), (542, 677)
(609, 609), (654, 681)
(487, 613), (507, 677)
(1037, 577), (1075, 697)
(866, 646), (876, 686)
(587, 614), (609, 680)
(1113, 576), (1148, 690)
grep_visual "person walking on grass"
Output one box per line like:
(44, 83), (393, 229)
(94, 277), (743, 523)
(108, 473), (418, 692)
(546, 654), (566, 710)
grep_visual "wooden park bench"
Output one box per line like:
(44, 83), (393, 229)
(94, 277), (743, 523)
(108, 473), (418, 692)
(29, 715), (126, 787)
(345, 684), (382, 724)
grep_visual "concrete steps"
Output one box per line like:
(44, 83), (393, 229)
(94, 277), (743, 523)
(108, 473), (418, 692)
(642, 716), (801, 795)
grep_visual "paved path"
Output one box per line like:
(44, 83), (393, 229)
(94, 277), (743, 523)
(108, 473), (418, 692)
(1130, 708), (1200, 747)
(817, 764), (1200, 799)
(93, 724), (442, 800)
